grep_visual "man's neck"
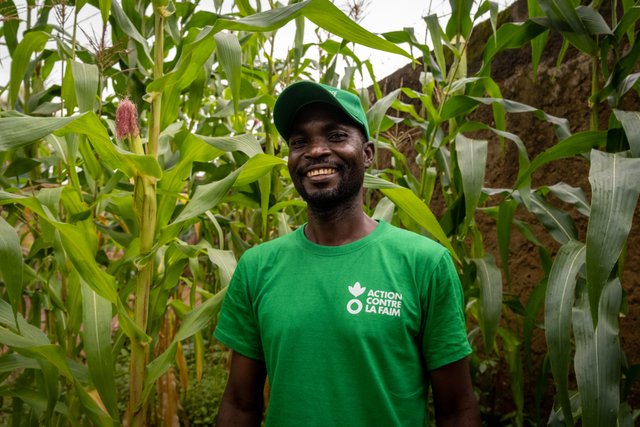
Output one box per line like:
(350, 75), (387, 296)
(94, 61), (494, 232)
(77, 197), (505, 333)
(304, 200), (378, 246)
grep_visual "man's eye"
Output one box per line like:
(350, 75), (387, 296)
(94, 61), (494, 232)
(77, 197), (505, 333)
(329, 132), (347, 141)
(289, 138), (305, 147)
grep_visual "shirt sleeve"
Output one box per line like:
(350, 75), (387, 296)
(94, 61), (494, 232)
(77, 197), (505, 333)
(422, 251), (472, 370)
(213, 256), (264, 360)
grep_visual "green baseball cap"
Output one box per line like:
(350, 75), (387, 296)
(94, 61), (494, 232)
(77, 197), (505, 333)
(273, 81), (370, 142)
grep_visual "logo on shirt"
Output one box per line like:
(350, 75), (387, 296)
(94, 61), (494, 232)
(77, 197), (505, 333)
(346, 282), (366, 314)
(346, 282), (403, 317)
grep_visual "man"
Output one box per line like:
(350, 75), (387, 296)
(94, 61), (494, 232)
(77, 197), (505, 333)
(214, 81), (480, 426)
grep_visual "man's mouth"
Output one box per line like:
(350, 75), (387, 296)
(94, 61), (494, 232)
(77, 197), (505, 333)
(306, 168), (336, 177)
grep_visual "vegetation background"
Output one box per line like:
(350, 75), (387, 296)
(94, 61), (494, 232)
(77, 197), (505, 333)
(0, 0), (639, 426)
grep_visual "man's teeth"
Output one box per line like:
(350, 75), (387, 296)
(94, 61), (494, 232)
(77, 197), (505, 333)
(307, 168), (336, 177)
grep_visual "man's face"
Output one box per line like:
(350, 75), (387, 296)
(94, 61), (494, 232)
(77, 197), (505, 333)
(286, 102), (374, 210)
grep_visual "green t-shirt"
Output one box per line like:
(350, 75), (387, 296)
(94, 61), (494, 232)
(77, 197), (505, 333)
(214, 221), (471, 426)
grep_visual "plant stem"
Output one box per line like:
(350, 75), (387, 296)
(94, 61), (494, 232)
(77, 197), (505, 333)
(126, 7), (164, 427)
(148, 11), (164, 157)
(590, 55), (599, 131)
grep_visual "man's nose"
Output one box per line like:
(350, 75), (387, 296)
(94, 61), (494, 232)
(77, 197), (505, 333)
(304, 137), (331, 157)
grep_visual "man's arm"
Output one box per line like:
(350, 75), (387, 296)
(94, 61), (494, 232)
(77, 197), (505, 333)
(216, 350), (267, 427)
(429, 356), (481, 427)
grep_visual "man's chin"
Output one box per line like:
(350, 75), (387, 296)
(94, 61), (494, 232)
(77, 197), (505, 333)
(302, 190), (341, 209)
(302, 188), (362, 211)
(296, 176), (364, 210)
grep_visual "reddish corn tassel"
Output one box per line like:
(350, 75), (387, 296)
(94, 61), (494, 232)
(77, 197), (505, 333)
(116, 98), (139, 140)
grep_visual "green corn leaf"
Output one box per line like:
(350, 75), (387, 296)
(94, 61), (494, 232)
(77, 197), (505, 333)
(65, 272), (84, 342)
(147, 30), (216, 94)
(446, 0), (474, 39)
(110, 0), (152, 66)
(74, 381), (116, 426)
(614, 110), (640, 158)
(7, 388), (68, 417)
(515, 131), (607, 189)
(40, 358), (59, 422)
(3, 156), (41, 177)
(472, 255), (503, 352)
(174, 172), (233, 225)
(98, 0), (110, 23)
(235, 154), (285, 186)
(0, 113), (161, 178)
(157, 133), (225, 229)
(212, 0), (410, 59)
(0, 0), (19, 55)
(523, 279), (546, 370)
(442, 95), (571, 139)
(527, 0), (548, 78)
(174, 286), (226, 342)
(364, 174), (457, 261)
(496, 327), (524, 425)
(545, 183), (590, 216)
(116, 298), (151, 345)
(599, 39), (640, 105)
(147, 27), (216, 129)
(0, 328), (73, 379)
(497, 198), (518, 287)
(367, 89), (400, 140)
(195, 133), (263, 157)
(480, 20), (547, 75)
(0, 298), (46, 343)
(0, 217), (23, 318)
(425, 14), (447, 79)
(586, 151), (640, 325)
(81, 281), (118, 418)
(78, 135), (102, 183)
(613, 6), (640, 40)
(205, 248), (237, 287)
(60, 59), (78, 112)
(455, 135), (488, 228)
(174, 154), (283, 224)
(70, 61), (99, 113)
(58, 113), (162, 179)
(54, 220), (118, 303)
(0, 353), (40, 373)
(213, 1), (308, 32)
(0, 115), (77, 151)
(545, 240), (586, 426)
(533, 2), (598, 54)
(9, 30), (50, 107)
(0, 192), (116, 301)
(372, 197), (396, 223)
(527, 192), (577, 245)
(537, 0), (586, 34)
(259, 174), (271, 237)
(214, 32), (242, 115)
(575, 6), (612, 35)
(573, 279), (622, 427)
(459, 121), (532, 205)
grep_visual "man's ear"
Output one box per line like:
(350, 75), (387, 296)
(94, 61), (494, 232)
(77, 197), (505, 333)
(363, 141), (375, 168)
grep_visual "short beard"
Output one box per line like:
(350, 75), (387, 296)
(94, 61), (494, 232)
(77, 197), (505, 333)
(296, 172), (364, 211)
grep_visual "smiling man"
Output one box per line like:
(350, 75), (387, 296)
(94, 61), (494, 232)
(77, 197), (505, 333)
(214, 81), (480, 426)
